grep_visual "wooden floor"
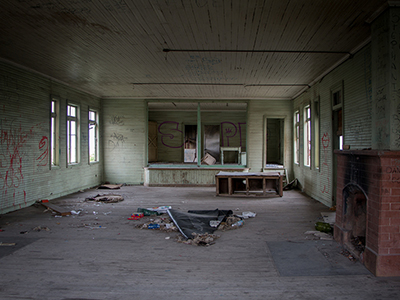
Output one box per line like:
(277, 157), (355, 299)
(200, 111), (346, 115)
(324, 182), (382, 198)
(0, 186), (399, 300)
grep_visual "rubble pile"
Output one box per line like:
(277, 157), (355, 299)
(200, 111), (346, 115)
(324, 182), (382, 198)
(176, 233), (220, 246)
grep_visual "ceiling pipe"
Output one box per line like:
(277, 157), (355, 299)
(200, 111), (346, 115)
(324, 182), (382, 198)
(163, 48), (351, 55)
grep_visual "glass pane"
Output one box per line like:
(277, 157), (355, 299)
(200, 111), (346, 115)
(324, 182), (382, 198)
(89, 111), (96, 121)
(51, 117), (55, 164)
(51, 101), (55, 113)
(68, 105), (76, 117)
(89, 125), (96, 162)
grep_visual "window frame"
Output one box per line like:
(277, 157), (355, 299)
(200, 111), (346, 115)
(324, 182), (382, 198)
(294, 110), (300, 165)
(303, 105), (311, 168)
(313, 97), (320, 170)
(50, 96), (60, 168)
(67, 103), (79, 165)
(88, 109), (99, 163)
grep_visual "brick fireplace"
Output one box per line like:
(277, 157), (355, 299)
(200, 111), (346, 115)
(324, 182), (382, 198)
(334, 150), (400, 276)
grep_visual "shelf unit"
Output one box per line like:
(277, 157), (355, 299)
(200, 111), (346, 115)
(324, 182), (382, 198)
(216, 172), (283, 197)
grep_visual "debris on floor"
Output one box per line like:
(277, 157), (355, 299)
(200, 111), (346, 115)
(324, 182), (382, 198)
(0, 242), (16, 246)
(304, 230), (333, 240)
(340, 249), (356, 261)
(176, 232), (220, 246)
(85, 194), (124, 203)
(32, 226), (50, 232)
(40, 201), (72, 216)
(98, 184), (123, 189)
(132, 207), (254, 246)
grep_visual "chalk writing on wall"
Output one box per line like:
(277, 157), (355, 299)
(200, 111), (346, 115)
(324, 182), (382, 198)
(108, 132), (127, 150)
(109, 115), (124, 126)
(320, 132), (330, 194)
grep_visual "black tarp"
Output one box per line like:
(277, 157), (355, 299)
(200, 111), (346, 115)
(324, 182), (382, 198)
(167, 209), (233, 239)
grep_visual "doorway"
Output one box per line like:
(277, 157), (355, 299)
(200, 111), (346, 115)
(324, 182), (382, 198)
(265, 118), (284, 166)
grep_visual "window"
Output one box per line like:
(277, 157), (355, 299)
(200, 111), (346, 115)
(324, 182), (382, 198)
(304, 106), (311, 167)
(294, 111), (300, 164)
(50, 98), (59, 166)
(67, 104), (79, 164)
(88, 110), (99, 163)
(313, 99), (320, 169)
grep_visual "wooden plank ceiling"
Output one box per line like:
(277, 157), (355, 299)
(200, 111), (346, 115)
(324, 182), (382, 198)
(0, 0), (389, 100)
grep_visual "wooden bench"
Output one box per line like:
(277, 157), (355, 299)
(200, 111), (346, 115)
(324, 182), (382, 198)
(215, 171), (283, 197)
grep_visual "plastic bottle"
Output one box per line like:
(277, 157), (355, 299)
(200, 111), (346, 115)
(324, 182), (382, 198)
(232, 220), (244, 227)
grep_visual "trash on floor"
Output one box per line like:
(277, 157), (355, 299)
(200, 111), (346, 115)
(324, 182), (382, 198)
(32, 226), (51, 232)
(133, 207), (255, 246)
(168, 209), (234, 239)
(0, 242), (16, 246)
(304, 230), (333, 240)
(128, 212), (144, 220)
(321, 212), (336, 225)
(98, 184), (123, 189)
(176, 232), (220, 246)
(146, 206), (172, 214)
(40, 201), (72, 216)
(85, 194), (124, 203)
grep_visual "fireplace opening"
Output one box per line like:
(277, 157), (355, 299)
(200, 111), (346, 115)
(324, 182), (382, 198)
(343, 184), (367, 259)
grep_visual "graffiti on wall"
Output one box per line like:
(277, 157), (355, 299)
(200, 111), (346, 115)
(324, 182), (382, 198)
(158, 121), (184, 149)
(36, 136), (49, 167)
(157, 121), (246, 149)
(0, 118), (42, 208)
(320, 132), (330, 194)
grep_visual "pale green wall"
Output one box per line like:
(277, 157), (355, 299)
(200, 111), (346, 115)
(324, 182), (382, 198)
(293, 45), (372, 207)
(247, 100), (293, 176)
(102, 99), (146, 184)
(0, 61), (103, 214)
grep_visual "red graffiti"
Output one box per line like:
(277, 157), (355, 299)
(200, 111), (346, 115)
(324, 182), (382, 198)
(0, 119), (40, 207)
(36, 136), (49, 166)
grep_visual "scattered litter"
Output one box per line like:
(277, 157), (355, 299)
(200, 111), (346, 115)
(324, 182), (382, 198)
(238, 211), (256, 218)
(147, 224), (160, 229)
(103, 211), (112, 216)
(231, 220), (244, 227)
(146, 206), (172, 214)
(340, 249), (356, 261)
(137, 208), (162, 216)
(321, 212), (336, 225)
(165, 237), (170, 240)
(32, 226), (50, 232)
(176, 233), (220, 246)
(0, 242), (16, 246)
(217, 216), (243, 231)
(209, 220), (221, 228)
(85, 225), (106, 229)
(40, 201), (71, 216)
(98, 184), (123, 189)
(20, 231), (28, 234)
(85, 194), (124, 203)
(128, 212), (144, 220)
(304, 230), (333, 240)
(71, 210), (81, 215)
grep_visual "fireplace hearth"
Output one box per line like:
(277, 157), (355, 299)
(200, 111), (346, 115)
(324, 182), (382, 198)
(334, 150), (400, 277)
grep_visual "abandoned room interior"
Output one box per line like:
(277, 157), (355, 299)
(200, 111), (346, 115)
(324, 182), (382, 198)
(1, 1), (400, 297)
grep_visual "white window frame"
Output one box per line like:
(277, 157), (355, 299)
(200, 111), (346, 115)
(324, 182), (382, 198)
(304, 105), (311, 167)
(313, 97), (320, 169)
(51, 97), (60, 167)
(294, 110), (300, 165)
(67, 104), (79, 165)
(88, 109), (99, 163)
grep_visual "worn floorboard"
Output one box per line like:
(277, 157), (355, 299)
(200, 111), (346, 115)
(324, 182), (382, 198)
(0, 186), (399, 300)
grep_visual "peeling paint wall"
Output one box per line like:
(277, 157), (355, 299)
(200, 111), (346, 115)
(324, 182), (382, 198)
(0, 61), (102, 214)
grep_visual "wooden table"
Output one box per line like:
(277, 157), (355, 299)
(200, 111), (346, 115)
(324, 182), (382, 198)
(215, 171), (283, 197)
